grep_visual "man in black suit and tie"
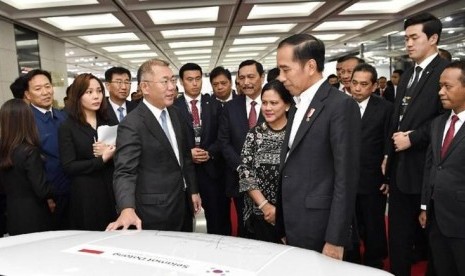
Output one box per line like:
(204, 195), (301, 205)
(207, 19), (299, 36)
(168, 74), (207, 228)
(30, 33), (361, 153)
(351, 64), (393, 268)
(374, 76), (395, 103)
(174, 63), (230, 235)
(104, 67), (138, 125)
(210, 66), (237, 105)
(419, 61), (465, 276)
(218, 59), (265, 236)
(384, 13), (449, 276)
(107, 59), (201, 231)
(276, 34), (361, 260)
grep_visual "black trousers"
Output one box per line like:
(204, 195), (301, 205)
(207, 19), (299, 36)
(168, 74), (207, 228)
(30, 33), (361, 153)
(429, 204), (465, 276)
(388, 180), (426, 276)
(356, 193), (388, 268)
(244, 213), (280, 243)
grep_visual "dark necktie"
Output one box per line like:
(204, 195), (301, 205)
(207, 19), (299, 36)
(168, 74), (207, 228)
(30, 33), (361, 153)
(44, 111), (52, 120)
(117, 106), (124, 122)
(441, 115), (459, 159)
(407, 66), (423, 94)
(190, 100), (200, 126)
(248, 101), (257, 129)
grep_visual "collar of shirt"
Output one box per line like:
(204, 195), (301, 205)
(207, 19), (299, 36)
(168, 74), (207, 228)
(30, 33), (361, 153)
(31, 104), (53, 116)
(246, 95), (262, 106)
(358, 96), (370, 117)
(108, 98), (127, 113)
(184, 93), (202, 113)
(415, 53), (438, 78)
(298, 78), (326, 109)
(443, 110), (465, 143)
(143, 98), (165, 121)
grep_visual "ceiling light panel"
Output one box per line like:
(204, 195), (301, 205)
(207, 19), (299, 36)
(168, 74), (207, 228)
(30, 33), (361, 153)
(79, 33), (139, 44)
(161, 28), (216, 39)
(169, 40), (214, 48)
(225, 53), (258, 58)
(177, 55), (211, 61)
(239, 24), (296, 34)
(148, 6), (219, 25)
(313, 20), (377, 31)
(41, 13), (123, 31)
(103, 44), (150, 52)
(313, 34), (345, 40)
(174, 49), (212, 55)
(1, 0), (98, 9)
(248, 2), (324, 19)
(340, 0), (424, 15)
(119, 52), (158, 58)
(233, 37), (280, 45)
(229, 46), (267, 52)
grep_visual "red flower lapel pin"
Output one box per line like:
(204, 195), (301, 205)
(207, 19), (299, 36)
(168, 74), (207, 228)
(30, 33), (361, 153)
(306, 108), (315, 122)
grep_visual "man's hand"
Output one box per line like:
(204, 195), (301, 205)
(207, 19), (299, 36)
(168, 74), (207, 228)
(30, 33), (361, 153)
(322, 243), (344, 260)
(419, 210), (427, 229)
(47, 199), (56, 213)
(392, 131), (413, 152)
(261, 203), (276, 225)
(191, 193), (202, 214)
(191, 148), (210, 164)
(106, 208), (142, 231)
(380, 184), (389, 195)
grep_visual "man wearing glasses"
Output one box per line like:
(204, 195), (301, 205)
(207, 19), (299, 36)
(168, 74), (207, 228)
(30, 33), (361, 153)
(107, 59), (201, 231)
(104, 67), (138, 125)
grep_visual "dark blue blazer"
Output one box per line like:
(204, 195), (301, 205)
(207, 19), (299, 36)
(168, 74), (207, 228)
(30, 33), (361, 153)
(217, 94), (264, 197)
(31, 106), (70, 195)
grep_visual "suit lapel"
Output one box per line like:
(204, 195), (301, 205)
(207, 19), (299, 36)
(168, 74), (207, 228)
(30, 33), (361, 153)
(168, 106), (184, 167)
(200, 95), (211, 143)
(106, 98), (119, 124)
(434, 114), (448, 163)
(279, 105), (296, 171)
(140, 104), (178, 162)
(442, 115), (465, 161)
(362, 96), (376, 122)
(287, 83), (328, 156)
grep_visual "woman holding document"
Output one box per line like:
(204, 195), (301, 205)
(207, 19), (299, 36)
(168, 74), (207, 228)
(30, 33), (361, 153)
(58, 73), (117, 230)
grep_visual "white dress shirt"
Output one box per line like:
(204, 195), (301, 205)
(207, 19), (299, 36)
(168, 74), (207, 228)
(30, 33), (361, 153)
(358, 97), (370, 118)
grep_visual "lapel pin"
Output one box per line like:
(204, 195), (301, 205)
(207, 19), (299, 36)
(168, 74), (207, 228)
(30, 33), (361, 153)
(306, 108), (315, 122)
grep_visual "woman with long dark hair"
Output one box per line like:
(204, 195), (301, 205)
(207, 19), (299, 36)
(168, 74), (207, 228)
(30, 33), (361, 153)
(238, 80), (293, 242)
(59, 73), (116, 230)
(0, 99), (54, 235)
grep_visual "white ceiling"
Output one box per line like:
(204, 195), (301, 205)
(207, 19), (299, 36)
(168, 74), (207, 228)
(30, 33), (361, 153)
(0, 0), (464, 79)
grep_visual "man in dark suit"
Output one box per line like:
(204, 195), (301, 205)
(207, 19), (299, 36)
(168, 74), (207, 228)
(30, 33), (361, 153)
(218, 59), (265, 236)
(174, 63), (230, 235)
(374, 76), (395, 103)
(351, 64), (393, 268)
(24, 69), (69, 230)
(276, 34), (361, 260)
(384, 13), (449, 276)
(209, 66), (237, 105)
(104, 67), (137, 125)
(336, 55), (365, 96)
(107, 59), (201, 231)
(419, 61), (465, 276)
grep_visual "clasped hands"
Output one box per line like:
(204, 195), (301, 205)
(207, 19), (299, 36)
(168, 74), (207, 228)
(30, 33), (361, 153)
(92, 141), (115, 162)
(392, 130), (413, 152)
(191, 148), (210, 164)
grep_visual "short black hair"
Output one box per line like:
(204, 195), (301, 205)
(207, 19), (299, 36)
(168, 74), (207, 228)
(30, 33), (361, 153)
(267, 67), (280, 82)
(404, 12), (442, 44)
(327, 74), (337, 80)
(24, 69), (52, 91)
(209, 66), (231, 83)
(179, 63), (202, 79)
(10, 75), (27, 99)
(261, 80), (294, 105)
(352, 63), (378, 84)
(336, 55), (365, 65)
(378, 76), (387, 81)
(238, 60), (264, 76)
(278, 34), (325, 72)
(444, 60), (465, 86)
(393, 69), (404, 76)
(105, 66), (131, 82)
(438, 48), (452, 62)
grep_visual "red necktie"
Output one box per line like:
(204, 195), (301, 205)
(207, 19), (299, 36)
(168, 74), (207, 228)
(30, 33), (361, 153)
(248, 101), (257, 129)
(441, 115), (459, 159)
(190, 100), (200, 126)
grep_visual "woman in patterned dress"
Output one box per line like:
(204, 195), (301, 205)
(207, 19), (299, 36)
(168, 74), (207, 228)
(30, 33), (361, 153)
(238, 80), (293, 242)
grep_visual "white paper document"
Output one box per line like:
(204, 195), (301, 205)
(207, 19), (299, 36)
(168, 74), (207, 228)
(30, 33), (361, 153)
(97, 125), (118, 145)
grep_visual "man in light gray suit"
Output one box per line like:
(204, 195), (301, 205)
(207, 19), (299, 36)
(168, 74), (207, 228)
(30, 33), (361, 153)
(276, 34), (361, 260)
(107, 59), (201, 231)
